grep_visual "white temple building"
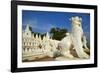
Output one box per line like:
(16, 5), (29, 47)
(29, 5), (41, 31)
(22, 24), (59, 61)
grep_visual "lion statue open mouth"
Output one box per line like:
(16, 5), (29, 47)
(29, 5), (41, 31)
(57, 16), (90, 59)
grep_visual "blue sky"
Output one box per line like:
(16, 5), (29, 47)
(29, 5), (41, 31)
(22, 10), (90, 36)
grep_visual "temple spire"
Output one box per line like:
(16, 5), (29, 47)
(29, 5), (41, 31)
(25, 24), (30, 31)
(46, 32), (50, 39)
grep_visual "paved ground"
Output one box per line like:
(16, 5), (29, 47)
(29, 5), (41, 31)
(23, 56), (55, 62)
(22, 49), (90, 62)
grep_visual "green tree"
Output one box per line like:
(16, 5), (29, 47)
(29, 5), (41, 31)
(50, 27), (68, 40)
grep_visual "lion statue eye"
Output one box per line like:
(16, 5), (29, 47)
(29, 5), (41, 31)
(78, 24), (81, 27)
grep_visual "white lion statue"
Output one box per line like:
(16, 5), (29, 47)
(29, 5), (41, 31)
(57, 16), (89, 59)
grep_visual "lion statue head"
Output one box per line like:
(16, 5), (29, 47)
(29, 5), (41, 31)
(70, 16), (82, 27)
